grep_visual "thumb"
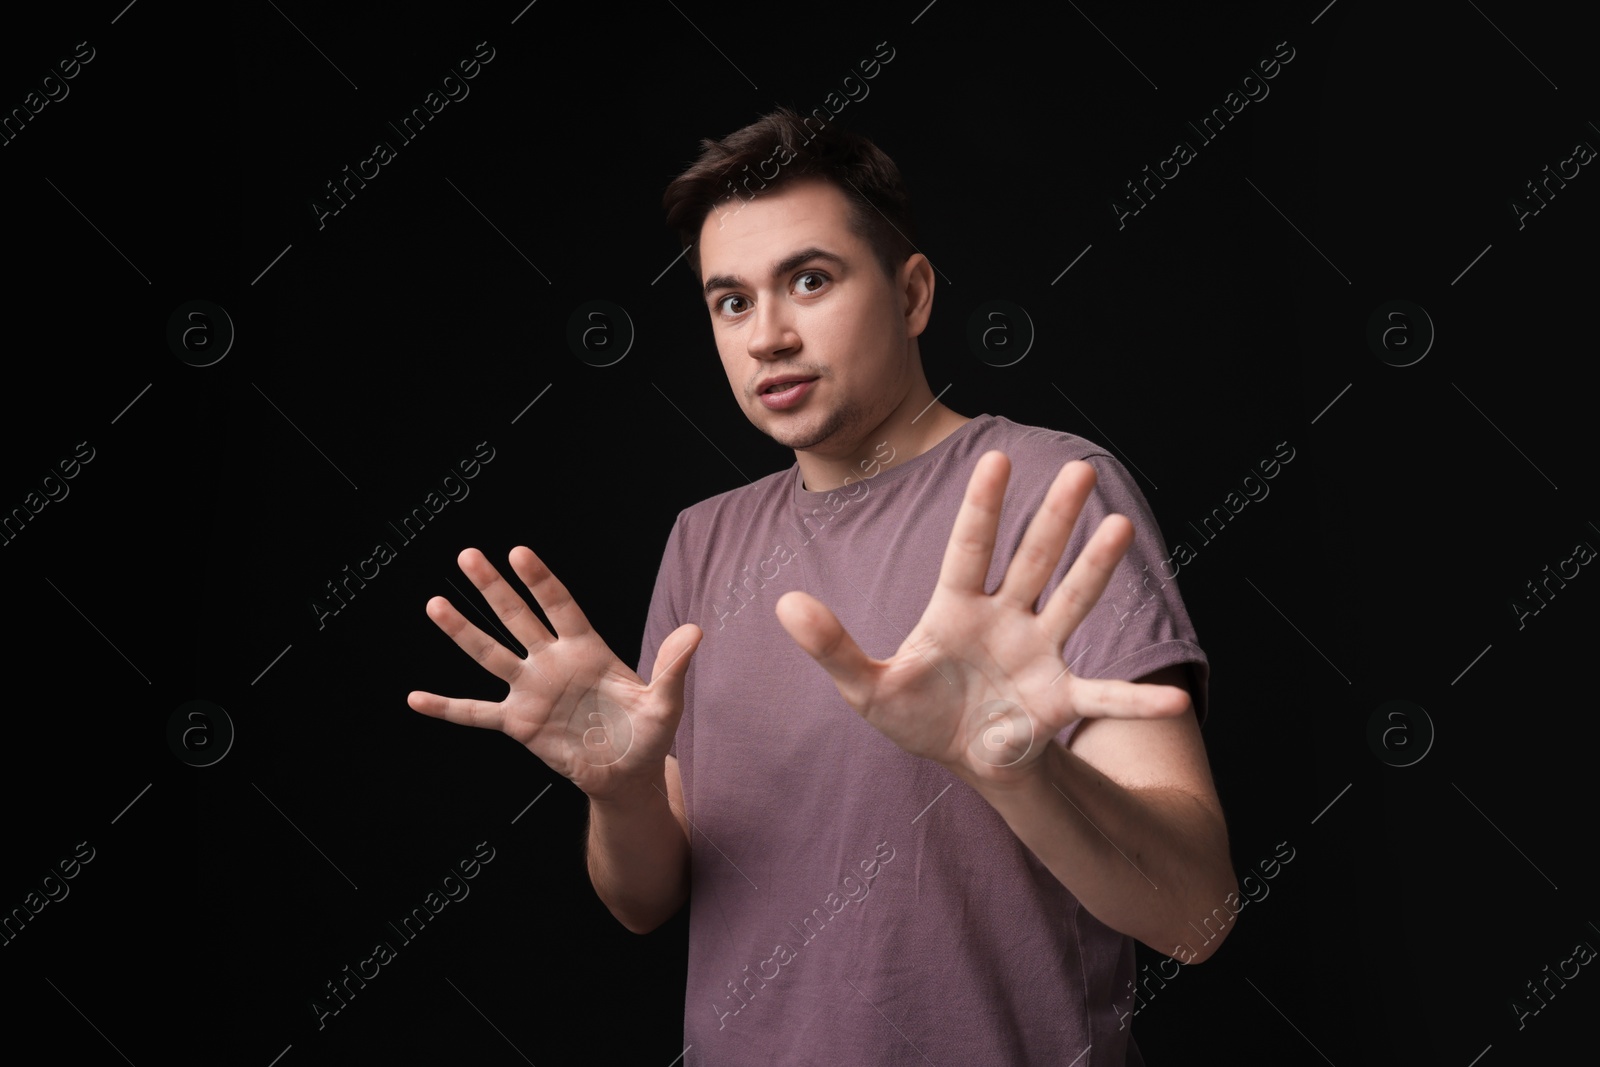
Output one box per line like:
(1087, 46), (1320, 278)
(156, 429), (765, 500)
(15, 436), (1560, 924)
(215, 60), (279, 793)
(775, 591), (875, 701)
(647, 622), (703, 703)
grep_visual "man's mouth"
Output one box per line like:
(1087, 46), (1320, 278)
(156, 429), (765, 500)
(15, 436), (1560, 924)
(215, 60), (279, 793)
(760, 376), (817, 394)
(757, 378), (818, 410)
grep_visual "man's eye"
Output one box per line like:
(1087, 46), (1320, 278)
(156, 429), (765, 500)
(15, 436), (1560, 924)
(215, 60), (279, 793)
(794, 271), (827, 294)
(717, 294), (749, 315)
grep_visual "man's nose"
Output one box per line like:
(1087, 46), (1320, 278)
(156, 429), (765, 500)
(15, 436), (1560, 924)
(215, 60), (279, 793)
(747, 300), (798, 359)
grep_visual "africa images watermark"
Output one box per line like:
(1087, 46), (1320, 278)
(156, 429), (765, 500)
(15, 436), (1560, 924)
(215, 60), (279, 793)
(1, 841), (96, 948)
(711, 40), (897, 231)
(310, 441), (497, 630)
(709, 439), (897, 632)
(710, 840), (896, 1032)
(1112, 40), (1297, 229)
(309, 840), (496, 1030)
(1118, 839), (1297, 1029)
(1, 440), (96, 548)
(1508, 134), (1595, 231)
(0, 39), (96, 148)
(1510, 926), (1596, 1031)
(310, 40), (497, 231)
(1509, 530), (1593, 630)
(1103, 441), (1295, 633)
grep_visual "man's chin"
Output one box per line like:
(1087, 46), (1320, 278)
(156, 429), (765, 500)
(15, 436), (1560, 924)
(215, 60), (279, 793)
(756, 415), (839, 454)
(749, 397), (862, 454)
(766, 429), (830, 452)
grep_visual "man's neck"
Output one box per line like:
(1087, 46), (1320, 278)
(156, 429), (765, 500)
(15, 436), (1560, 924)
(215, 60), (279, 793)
(797, 404), (972, 492)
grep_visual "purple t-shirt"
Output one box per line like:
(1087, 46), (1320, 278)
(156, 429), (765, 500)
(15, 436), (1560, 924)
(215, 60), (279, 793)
(637, 414), (1209, 1066)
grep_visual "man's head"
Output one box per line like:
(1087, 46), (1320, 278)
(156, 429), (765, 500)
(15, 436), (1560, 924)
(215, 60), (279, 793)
(662, 106), (918, 283)
(662, 111), (952, 488)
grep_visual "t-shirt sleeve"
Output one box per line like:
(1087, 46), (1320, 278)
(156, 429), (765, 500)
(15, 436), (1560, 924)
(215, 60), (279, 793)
(1042, 450), (1210, 737)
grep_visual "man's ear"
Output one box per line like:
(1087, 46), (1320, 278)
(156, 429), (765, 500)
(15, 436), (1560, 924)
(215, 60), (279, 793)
(900, 253), (934, 338)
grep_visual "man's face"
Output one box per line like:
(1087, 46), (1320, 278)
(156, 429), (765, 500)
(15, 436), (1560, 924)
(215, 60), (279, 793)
(697, 178), (921, 457)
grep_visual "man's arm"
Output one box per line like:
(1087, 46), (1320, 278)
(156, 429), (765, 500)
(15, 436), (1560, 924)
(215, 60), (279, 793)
(774, 454), (1236, 961)
(585, 755), (691, 934)
(408, 546), (701, 934)
(957, 664), (1236, 962)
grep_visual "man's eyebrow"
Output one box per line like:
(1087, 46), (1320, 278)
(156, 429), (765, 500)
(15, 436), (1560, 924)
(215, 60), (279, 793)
(702, 247), (846, 298)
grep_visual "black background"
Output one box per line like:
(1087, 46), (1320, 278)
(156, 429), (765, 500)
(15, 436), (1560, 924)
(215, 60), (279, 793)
(1, 1), (1593, 1064)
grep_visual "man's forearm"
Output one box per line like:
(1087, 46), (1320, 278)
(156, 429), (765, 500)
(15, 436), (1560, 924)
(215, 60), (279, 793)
(585, 768), (690, 934)
(959, 740), (1236, 962)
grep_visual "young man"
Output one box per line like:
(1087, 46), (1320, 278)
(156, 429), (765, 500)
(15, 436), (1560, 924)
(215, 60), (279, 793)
(409, 108), (1233, 1064)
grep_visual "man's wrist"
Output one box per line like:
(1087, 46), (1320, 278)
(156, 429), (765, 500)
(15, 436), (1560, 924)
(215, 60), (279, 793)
(585, 767), (669, 811)
(944, 734), (1068, 802)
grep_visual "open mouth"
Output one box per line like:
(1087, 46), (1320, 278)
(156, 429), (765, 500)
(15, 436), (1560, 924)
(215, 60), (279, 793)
(758, 378), (817, 409)
(762, 377), (815, 393)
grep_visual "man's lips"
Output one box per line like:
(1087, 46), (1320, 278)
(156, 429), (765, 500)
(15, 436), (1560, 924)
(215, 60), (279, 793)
(757, 378), (817, 410)
(757, 375), (818, 395)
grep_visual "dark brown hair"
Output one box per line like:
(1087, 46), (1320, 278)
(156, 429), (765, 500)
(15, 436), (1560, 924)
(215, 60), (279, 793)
(663, 106), (918, 281)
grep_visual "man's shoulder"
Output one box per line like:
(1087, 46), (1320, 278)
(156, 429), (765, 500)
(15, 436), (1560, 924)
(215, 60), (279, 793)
(970, 414), (1110, 460)
(960, 415), (1121, 483)
(957, 416), (1157, 528)
(668, 465), (794, 534)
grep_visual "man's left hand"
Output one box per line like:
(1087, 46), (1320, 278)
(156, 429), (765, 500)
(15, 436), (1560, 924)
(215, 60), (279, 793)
(775, 451), (1191, 786)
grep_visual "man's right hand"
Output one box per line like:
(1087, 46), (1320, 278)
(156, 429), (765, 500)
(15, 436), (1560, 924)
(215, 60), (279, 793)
(407, 546), (702, 800)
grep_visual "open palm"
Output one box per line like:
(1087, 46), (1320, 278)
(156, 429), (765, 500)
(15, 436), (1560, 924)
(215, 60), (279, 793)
(407, 546), (701, 798)
(775, 453), (1190, 784)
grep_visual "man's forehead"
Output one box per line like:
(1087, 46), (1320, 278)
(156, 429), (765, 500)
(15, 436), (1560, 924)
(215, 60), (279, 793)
(698, 178), (861, 276)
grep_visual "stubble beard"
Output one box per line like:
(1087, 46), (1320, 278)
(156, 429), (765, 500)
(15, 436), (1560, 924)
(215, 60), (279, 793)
(761, 394), (868, 454)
